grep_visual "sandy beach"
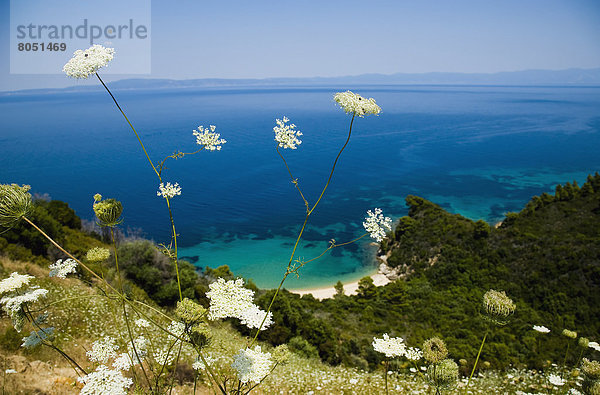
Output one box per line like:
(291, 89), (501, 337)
(287, 271), (390, 300)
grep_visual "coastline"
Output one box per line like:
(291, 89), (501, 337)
(287, 269), (390, 300)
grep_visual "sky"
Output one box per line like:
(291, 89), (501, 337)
(1, 0), (600, 91)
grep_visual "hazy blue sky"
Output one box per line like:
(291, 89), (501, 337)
(1, 0), (600, 90)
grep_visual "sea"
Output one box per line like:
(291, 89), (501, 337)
(2, 84), (599, 289)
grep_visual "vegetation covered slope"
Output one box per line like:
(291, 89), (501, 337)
(2, 175), (599, 374)
(255, 173), (600, 370)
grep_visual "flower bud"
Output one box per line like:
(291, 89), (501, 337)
(93, 196), (123, 227)
(482, 289), (515, 326)
(423, 337), (448, 364)
(579, 337), (590, 348)
(0, 184), (32, 229)
(175, 298), (206, 326)
(273, 344), (291, 365)
(189, 323), (211, 349)
(86, 247), (111, 263)
(426, 359), (459, 390)
(581, 358), (600, 380)
(562, 329), (577, 339)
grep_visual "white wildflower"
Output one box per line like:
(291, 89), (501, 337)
(135, 318), (150, 328)
(0, 272), (34, 295)
(49, 258), (78, 279)
(86, 247), (110, 262)
(128, 336), (148, 358)
(63, 45), (115, 79)
(273, 117), (303, 149)
(206, 278), (254, 320)
(192, 355), (216, 371)
(548, 374), (565, 386)
(112, 353), (133, 371)
(87, 336), (118, 364)
(4, 369), (16, 374)
(167, 321), (188, 341)
(363, 208), (392, 242)
(1, 287), (48, 313)
(589, 341), (600, 352)
(334, 91), (381, 117)
(157, 182), (181, 199)
(238, 304), (273, 330)
(372, 334), (406, 358)
(349, 378), (359, 384)
(78, 365), (132, 395)
(193, 125), (226, 151)
(153, 348), (175, 367)
(533, 325), (551, 334)
(404, 347), (423, 361)
(231, 346), (273, 384)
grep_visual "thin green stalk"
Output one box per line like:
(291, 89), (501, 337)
(562, 341), (571, 371)
(384, 360), (389, 395)
(465, 331), (488, 392)
(165, 198), (183, 301)
(95, 73), (160, 178)
(248, 114), (356, 346)
(111, 228), (153, 392)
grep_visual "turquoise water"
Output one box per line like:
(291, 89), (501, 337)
(2, 85), (599, 288)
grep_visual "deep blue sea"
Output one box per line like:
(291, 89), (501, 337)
(2, 85), (599, 288)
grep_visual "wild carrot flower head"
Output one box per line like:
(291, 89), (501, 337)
(231, 346), (273, 384)
(579, 337), (590, 348)
(423, 337), (448, 364)
(237, 304), (273, 330)
(533, 325), (550, 333)
(206, 278), (254, 320)
(581, 358), (600, 380)
(194, 125), (226, 151)
(274, 117), (303, 149)
(93, 196), (123, 227)
(372, 333), (406, 358)
(175, 298), (206, 325)
(78, 365), (132, 395)
(0, 272), (34, 295)
(334, 91), (381, 117)
(404, 347), (423, 361)
(562, 329), (578, 339)
(87, 336), (119, 364)
(86, 247), (111, 263)
(426, 359), (458, 390)
(0, 184), (32, 229)
(363, 208), (392, 242)
(49, 258), (78, 279)
(482, 289), (515, 326)
(157, 182), (181, 199)
(272, 344), (291, 365)
(1, 288), (48, 314)
(63, 45), (115, 79)
(589, 341), (600, 352)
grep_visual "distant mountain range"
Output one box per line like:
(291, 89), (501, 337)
(3, 68), (600, 95)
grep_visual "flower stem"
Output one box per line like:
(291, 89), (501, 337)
(384, 360), (389, 395)
(465, 331), (488, 393)
(111, 228), (153, 392)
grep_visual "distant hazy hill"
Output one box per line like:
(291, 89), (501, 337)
(2, 68), (600, 96)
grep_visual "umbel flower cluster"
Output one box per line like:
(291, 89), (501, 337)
(0, 183), (32, 229)
(334, 90), (382, 117)
(363, 208), (392, 242)
(63, 45), (115, 79)
(206, 278), (273, 329)
(0, 272), (48, 332)
(482, 289), (516, 325)
(194, 125), (227, 151)
(274, 116), (303, 149)
(231, 346), (273, 384)
(157, 182), (182, 199)
(372, 333), (407, 358)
